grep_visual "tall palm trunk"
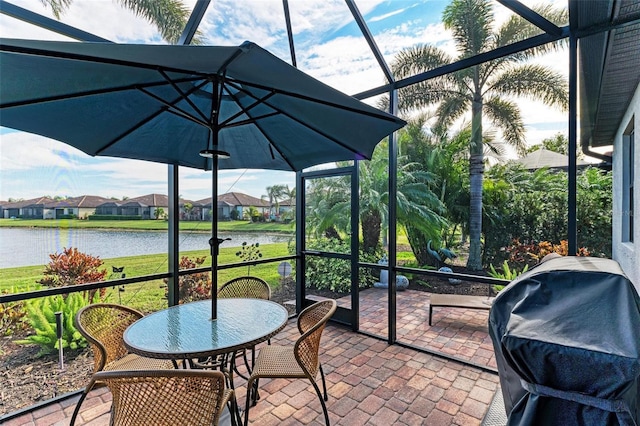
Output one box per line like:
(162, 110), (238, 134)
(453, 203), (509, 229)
(406, 224), (430, 267)
(362, 210), (382, 253)
(467, 88), (484, 270)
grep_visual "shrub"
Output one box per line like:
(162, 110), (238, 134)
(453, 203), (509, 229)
(482, 165), (611, 266)
(0, 288), (30, 338)
(88, 215), (142, 220)
(57, 214), (77, 219)
(16, 293), (90, 356)
(302, 238), (381, 293)
(164, 256), (212, 304)
(39, 247), (108, 301)
(504, 239), (590, 270)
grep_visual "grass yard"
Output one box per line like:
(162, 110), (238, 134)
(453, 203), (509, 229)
(0, 243), (293, 312)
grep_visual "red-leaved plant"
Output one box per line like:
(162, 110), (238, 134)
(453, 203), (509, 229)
(504, 239), (591, 269)
(163, 256), (212, 304)
(38, 247), (107, 301)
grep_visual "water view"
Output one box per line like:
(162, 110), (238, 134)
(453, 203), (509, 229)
(0, 228), (292, 268)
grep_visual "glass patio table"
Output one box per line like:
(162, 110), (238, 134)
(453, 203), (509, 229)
(123, 298), (288, 361)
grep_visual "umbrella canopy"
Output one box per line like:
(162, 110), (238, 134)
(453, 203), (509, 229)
(0, 38), (405, 171)
(0, 38), (406, 317)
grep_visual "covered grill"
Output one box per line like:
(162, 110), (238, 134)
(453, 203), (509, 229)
(489, 256), (640, 425)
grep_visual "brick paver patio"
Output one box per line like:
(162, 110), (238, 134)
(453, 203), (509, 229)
(4, 290), (501, 425)
(355, 289), (497, 370)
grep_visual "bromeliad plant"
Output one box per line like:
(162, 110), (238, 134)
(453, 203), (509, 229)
(16, 293), (91, 356)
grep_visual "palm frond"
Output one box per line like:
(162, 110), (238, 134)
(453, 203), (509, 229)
(39, 0), (73, 19)
(443, 0), (494, 57)
(487, 64), (568, 109)
(118, 0), (200, 44)
(434, 96), (470, 131)
(495, 5), (568, 60)
(483, 96), (526, 153)
(392, 45), (453, 78)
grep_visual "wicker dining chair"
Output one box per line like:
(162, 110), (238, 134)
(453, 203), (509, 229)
(244, 299), (337, 426)
(194, 276), (272, 376)
(218, 276), (271, 300)
(72, 369), (241, 426)
(70, 304), (174, 425)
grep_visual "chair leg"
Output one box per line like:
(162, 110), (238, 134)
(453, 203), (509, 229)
(244, 377), (256, 426)
(319, 364), (328, 401)
(310, 379), (331, 426)
(69, 378), (97, 426)
(229, 395), (241, 426)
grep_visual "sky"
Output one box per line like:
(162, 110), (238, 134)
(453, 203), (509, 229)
(0, 0), (570, 202)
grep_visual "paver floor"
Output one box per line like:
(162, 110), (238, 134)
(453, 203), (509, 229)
(354, 289), (497, 370)
(4, 290), (501, 425)
(5, 321), (500, 425)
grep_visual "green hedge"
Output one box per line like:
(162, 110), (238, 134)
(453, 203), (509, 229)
(88, 215), (142, 221)
(56, 214), (76, 219)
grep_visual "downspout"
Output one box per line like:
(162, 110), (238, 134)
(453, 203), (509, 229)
(581, 138), (613, 163)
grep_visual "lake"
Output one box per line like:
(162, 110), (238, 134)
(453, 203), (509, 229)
(0, 227), (292, 268)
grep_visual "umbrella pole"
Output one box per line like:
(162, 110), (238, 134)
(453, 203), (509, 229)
(211, 154), (219, 320)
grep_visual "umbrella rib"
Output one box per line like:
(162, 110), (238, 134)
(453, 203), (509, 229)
(225, 77), (400, 123)
(225, 80), (371, 159)
(0, 42), (214, 79)
(219, 85), (297, 169)
(96, 80), (214, 155)
(0, 77), (199, 109)
(157, 69), (209, 123)
(95, 108), (166, 155)
(138, 86), (210, 129)
(218, 91), (277, 128)
(222, 112), (279, 129)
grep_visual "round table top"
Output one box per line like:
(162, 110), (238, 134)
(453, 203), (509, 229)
(123, 298), (289, 360)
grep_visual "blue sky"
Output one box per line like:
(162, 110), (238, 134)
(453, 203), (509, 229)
(0, 0), (569, 202)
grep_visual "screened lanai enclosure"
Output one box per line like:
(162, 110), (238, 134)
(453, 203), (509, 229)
(1, 0), (639, 423)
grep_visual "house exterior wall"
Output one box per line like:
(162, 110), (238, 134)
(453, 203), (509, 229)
(612, 83), (639, 291)
(78, 207), (96, 219)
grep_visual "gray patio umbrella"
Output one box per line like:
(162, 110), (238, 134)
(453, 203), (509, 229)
(0, 38), (406, 318)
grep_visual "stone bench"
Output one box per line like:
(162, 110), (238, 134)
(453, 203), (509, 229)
(429, 294), (494, 325)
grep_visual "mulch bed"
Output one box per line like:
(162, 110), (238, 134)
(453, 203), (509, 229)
(0, 336), (93, 416)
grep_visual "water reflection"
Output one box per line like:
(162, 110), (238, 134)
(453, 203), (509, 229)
(0, 228), (292, 268)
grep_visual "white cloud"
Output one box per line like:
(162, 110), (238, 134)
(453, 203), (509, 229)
(1, 0), (165, 43)
(1, 0), (572, 202)
(0, 131), (80, 170)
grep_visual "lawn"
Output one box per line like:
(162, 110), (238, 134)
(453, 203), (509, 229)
(0, 244), (293, 312)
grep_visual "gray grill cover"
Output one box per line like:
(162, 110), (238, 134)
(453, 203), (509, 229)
(489, 256), (640, 426)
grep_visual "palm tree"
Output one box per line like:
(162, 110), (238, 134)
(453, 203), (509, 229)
(262, 184), (289, 218)
(305, 176), (351, 241)
(391, 0), (568, 270)
(358, 143), (447, 254)
(40, 0), (196, 44)
(306, 145), (446, 255)
(399, 117), (469, 266)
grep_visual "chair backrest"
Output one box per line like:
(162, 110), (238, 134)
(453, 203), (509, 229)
(294, 300), (337, 379)
(92, 369), (229, 426)
(75, 303), (143, 373)
(218, 276), (271, 300)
